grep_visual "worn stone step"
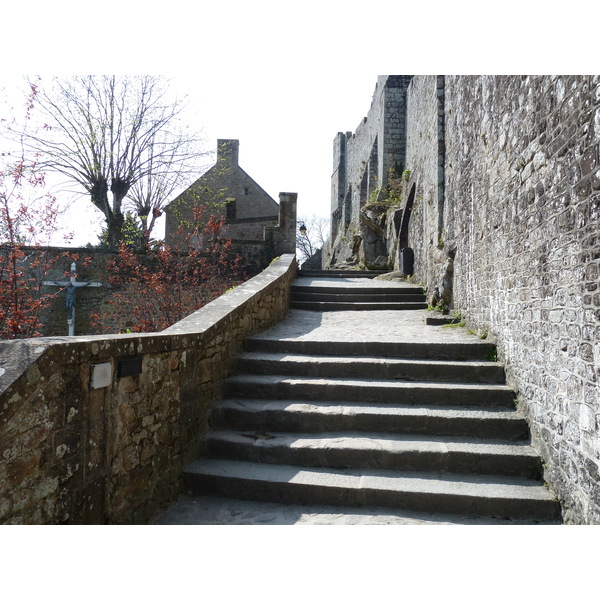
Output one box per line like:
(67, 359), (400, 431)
(244, 338), (497, 361)
(151, 493), (555, 524)
(291, 285), (424, 295)
(297, 270), (389, 278)
(233, 352), (506, 384)
(184, 458), (561, 521)
(223, 374), (516, 408)
(291, 292), (426, 303)
(290, 301), (429, 311)
(203, 430), (542, 478)
(211, 399), (530, 440)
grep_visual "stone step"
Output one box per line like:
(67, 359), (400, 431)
(290, 285), (424, 296)
(233, 352), (506, 384)
(297, 270), (389, 278)
(184, 458), (561, 521)
(211, 399), (530, 440)
(244, 338), (496, 361)
(290, 301), (429, 311)
(203, 430), (542, 478)
(291, 292), (426, 303)
(223, 374), (516, 408)
(290, 283), (426, 311)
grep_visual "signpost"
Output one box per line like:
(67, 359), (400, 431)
(44, 262), (102, 336)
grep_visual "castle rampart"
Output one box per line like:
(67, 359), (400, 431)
(329, 75), (600, 523)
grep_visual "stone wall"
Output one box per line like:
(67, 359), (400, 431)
(403, 75), (600, 523)
(444, 76), (599, 524)
(404, 76), (441, 292)
(328, 74), (599, 523)
(326, 76), (412, 269)
(0, 254), (297, 524)
(403, 75), (455, 306)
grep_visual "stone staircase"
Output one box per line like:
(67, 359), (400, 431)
(290, 274), (428, 311)
(180, 276), (561, 524)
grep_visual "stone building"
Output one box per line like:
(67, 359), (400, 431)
(327, 75), (600, 523)
(164, 139), (289, 273)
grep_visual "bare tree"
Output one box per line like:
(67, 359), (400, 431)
(296, 214), (329, 264)
(22, 75), (206, 249)
(126, 122), (211, 242)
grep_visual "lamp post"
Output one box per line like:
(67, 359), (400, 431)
(299, 223), (307, 236)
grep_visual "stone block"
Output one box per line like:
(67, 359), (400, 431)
(6, 450), (42, 486)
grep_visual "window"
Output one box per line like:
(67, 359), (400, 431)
(226, 199), (237, 219)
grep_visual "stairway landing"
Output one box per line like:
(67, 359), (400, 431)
(291, 276), (427, 311)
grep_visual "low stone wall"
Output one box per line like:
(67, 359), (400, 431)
(0, 254), (296, 524)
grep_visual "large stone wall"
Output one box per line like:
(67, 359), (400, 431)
(402, 75), (600, 523)
(329, 74), (599, 523)
(442, 76), (599, 524)
(0, 254), (296, 524)
(326, 76), (412, 268)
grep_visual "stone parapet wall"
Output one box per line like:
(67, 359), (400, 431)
(0, 254), (296, 524)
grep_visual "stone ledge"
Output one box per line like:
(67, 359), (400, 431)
(164, 254), (295, 335)
(0, 255), (296, 396)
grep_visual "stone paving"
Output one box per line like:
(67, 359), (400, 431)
(252, 302), (488, 348)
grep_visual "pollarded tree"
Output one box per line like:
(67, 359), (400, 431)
(21, 75), (206, 250)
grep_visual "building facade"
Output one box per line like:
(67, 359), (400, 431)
(165, 139), (285, 274)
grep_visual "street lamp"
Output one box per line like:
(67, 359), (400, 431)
(299, 223), (307, 236)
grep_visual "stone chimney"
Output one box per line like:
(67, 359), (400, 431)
(277, 192), (298, 254)
(263, 192), (298, 257)
(217, 139), (239, 165)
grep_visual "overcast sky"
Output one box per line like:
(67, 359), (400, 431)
(1, 1), (593, 247)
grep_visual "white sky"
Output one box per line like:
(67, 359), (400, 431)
(2, 1), (594, 246)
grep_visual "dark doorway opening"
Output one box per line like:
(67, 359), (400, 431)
(399, 183), (416, 249)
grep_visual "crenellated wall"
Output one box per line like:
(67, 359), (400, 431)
(0, 254), (296, 524)
(326, 76), (412, 270)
